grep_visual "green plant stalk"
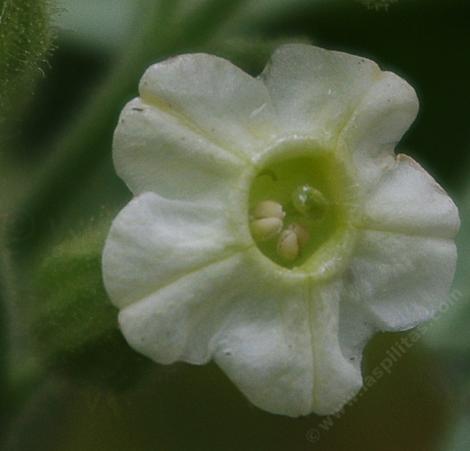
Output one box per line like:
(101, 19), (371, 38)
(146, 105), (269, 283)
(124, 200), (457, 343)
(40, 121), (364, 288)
(0, 0), (55, 429)
(0, 0), (56, 123)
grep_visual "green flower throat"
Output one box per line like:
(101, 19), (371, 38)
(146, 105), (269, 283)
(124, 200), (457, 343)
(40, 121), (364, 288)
(248, 147), (354, 271)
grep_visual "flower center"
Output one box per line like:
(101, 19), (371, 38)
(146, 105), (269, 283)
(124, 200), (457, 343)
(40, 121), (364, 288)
(248, 148), (353, 271)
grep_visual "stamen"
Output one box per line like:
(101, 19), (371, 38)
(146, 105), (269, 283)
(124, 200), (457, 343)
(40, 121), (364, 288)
(250, 200), (285, 241)
(253, 200), (285, 220)
(277, 229), (299, 261)
(287, 223), (310, 248)
(251, 217), (283, 241)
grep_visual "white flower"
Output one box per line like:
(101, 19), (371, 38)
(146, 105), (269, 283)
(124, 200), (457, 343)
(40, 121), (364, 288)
(102, 44), (459, 417)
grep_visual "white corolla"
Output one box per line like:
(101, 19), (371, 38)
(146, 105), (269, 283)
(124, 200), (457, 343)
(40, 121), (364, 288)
(102, 44), (459, 417)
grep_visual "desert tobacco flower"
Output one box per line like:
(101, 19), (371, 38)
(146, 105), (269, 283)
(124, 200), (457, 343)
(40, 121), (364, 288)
(102, 44), (459, 416)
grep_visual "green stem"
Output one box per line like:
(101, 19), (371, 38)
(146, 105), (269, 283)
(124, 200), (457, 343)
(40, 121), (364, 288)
(0, 0), (56, 124)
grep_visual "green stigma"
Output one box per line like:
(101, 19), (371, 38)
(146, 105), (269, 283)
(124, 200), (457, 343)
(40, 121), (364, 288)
(292, 184), (328, 218)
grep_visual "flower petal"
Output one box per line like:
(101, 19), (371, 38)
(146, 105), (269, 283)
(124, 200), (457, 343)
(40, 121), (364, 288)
(102, 192), (248, 309)
(345, 230), (457, 330)
(360, 154), (460, 239)
(115, 245), (364, 416)
(113, 98), (244, 205)
(338, 71), (419, 188)
(213, 264), (314, 417)
(337, 295), (376, 374)
(261, 44), (419, 189)
(138, 53), (277, 157)
(307, 280), (363, 414)
(117, 250), (315, 416)
(104, 45), (459, 420)
(260, 44), (381, 144)
(117, 253), (247, 365)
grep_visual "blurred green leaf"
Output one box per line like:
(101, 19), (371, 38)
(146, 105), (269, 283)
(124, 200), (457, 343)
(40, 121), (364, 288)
(1, 377), (70, 451)
(33, 220), (113, 352)
(31, 219), (149, 389)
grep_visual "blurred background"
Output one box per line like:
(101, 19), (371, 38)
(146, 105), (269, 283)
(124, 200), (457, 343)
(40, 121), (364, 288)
(1, 0), (470, 450)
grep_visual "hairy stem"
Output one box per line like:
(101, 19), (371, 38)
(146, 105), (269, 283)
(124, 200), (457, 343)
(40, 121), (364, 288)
(0, 0), (56, 123)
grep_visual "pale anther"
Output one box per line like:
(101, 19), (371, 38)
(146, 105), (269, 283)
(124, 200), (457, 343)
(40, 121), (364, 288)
(253, 200), (285, 220)
(251, 217), (283, 241)
(287, 223), (310, 248)
(277, 228), (299, 261)
(250, 200), (285, 241)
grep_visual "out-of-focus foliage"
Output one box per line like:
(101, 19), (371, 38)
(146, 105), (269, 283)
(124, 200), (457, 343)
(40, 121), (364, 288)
(0, 0), (56, 124)
(441, 412), (470, 451)
(425, 174), (470, 451)
(31, 217), (150, 388)
(426, 183), (470, 354)
(2, 334), (451, 451)
(32, 220), (114, 356)
(57, 0), (136, 51)
(357, 0), (398, 10)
